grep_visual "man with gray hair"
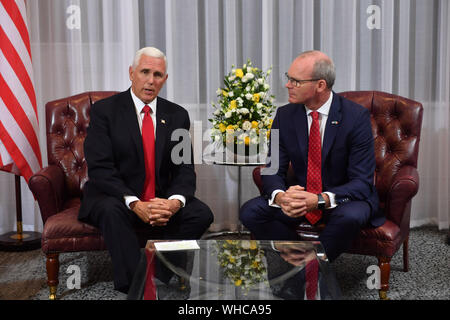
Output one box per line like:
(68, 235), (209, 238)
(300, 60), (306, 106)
(79, 47), (213, 293)
(240, 51), (385, 263)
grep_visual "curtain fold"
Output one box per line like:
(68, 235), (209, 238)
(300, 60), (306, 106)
(1, 0), (448, 234)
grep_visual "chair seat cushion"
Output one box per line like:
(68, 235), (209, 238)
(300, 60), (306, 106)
(42, 204), (106, 254)
(296, 219), (405, 258)
(347, 220), (404, 258)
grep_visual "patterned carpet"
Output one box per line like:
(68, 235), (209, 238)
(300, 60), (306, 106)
(0, 226), (448, 300)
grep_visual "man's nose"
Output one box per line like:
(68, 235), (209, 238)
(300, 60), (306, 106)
(146, 73), (154, 84)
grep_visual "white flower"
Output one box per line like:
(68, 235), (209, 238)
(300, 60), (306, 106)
(242, 76), (249, 83)
(256, 103), (263, 109)
(264, 83), (270, 90)
(225, 111), (232, 118)
(216, 88), (222, 95)
(228, 91), (234, 97)
(257, 78), (264, 85)
(245, 73), (254, 80)
(237, 97), (244, 106)
(214, 109), (221, 116)
(241, 240), (251, 249)
(229, 75), (236, 81)
(246, 86), (251, 92)
(242, 121), (252, 131)
(239, 108), (250, 115)
(245, 93), (253, 100)
(259, 92), (266, 99)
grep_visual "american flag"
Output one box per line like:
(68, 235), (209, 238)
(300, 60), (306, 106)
(0, 0), (42, 182)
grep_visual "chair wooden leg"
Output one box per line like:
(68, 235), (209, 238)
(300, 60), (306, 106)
(403, 236), (409, 272)
(377, 256), (391, 300)
(46, 253), (60, 300)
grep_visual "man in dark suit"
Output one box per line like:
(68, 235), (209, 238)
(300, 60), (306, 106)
(79, 47), (213, 293)
(240, 51), (385, 262)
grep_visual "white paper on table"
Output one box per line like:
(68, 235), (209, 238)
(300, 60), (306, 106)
(154, 240), (200, 251)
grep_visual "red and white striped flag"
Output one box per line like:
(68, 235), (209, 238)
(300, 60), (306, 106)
(0, 0), (42, 182)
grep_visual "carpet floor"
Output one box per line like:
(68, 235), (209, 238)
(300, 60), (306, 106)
(0, 226), (448, 300)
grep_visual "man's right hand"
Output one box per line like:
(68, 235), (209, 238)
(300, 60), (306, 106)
(275, 185), (308, 218)
(130, 200), (171, 226)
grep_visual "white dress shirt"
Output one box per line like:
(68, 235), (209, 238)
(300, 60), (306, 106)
(124, 89), (186, 209)
(269, 92), (337, 209)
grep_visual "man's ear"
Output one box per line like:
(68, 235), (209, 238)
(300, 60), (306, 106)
(129, 66), (134, 81)
(317, 79), (328, 92)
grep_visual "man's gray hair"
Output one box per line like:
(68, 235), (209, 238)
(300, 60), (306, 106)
(300, 50), (336, 89)
(132, 47), (167, 72)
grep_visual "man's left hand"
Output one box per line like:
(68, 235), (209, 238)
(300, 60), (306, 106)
(147, 198), (182, 226)
(284, 186), (319, 215)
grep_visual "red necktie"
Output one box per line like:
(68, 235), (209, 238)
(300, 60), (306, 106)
(143, 249), (156, 300)
(305, 258), (319, 300)
(141, 105), (155, 201)
(305, 111), (322, 225)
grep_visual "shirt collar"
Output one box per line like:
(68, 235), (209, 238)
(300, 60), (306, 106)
(305, 91), (333, 117)
(130, 87), (157, 115)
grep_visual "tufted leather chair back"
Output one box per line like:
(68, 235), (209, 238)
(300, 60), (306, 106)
(45, 91), (118, 199)
(338, 91), (423, 225)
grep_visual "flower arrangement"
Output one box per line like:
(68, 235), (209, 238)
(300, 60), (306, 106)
(216, 240), (268, 292)
(209, 60), (276, 153)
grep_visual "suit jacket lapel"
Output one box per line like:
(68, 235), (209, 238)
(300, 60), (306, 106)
(322, 93), (342, 167)
(121, 90), (144, 164)
(294, 105), (309, 165)
(155, 97), (170, 181)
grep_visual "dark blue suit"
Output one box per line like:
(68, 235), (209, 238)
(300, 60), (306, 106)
(240, 93), (385, 261)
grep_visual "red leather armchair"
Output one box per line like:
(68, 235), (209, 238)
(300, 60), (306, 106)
(252, 91), (423, 299)
(28, 91), (118, 299)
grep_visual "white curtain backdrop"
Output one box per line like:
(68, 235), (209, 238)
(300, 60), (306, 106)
(1, 0), (449, 234)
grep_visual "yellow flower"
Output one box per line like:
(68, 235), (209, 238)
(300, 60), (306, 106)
(267, 130), (271, 139)
(251, 121), (259, 129)
(226, 124), (235, 131)
(222, 90), (228, 97)
(229, 100), (237, 109)
(229, 256), (236, 263)
(252, 261), (259, 268)
(252, 93), (260, 103)
(244, 136), (250, 146)
(219, 123), (227, 133)
(235, 69), (244, 78)
(234, 279), (242, 286)
(249, 241), (258, 250)
(269, 119), (273, 128)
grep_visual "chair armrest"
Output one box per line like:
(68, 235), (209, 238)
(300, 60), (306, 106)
(385, 165), (419, 228)
(28, 165), (66, 224)
(252, 166), (264, 195)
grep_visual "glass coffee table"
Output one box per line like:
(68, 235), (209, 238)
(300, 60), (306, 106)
(127, 240), (341, 300)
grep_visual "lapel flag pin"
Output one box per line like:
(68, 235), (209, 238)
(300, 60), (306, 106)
(331, 121), (339, 125)
(161, 119), (166, 124)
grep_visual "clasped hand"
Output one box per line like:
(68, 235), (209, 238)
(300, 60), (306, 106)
(275, 185), (318, 218)
(131, 198), (181, 226)
(274, 242), (317, 266)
